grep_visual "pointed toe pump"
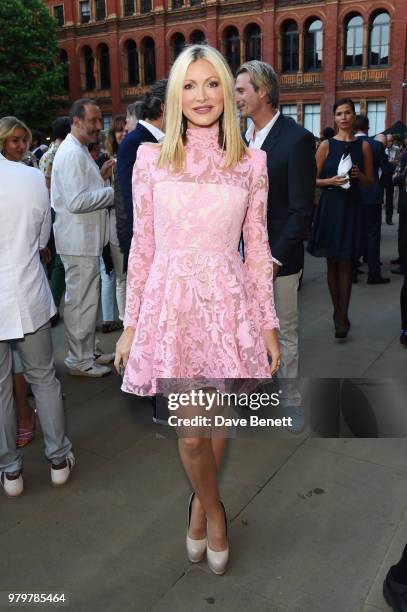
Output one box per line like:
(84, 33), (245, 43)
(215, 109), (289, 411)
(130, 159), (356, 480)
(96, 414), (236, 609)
(186, 493), (207, 563)
(207, 501), (229, 575)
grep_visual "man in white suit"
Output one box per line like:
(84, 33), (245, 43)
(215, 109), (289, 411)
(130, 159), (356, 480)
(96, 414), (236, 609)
(52, 99), (115, 376)
(0, 154), (74, 497)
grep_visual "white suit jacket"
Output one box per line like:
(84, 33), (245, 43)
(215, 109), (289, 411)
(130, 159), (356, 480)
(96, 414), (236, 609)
(51, 133), (114, 256)
(0, 154), (56, 340)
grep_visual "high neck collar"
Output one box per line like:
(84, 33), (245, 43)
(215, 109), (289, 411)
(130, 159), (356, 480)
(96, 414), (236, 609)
(185, 123), (220, 148)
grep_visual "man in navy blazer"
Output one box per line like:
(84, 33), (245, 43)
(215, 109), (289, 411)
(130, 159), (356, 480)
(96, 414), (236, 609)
(116, 79), (167, 271)
(236, 61), (316, 387)
(354, 114), (390, 284)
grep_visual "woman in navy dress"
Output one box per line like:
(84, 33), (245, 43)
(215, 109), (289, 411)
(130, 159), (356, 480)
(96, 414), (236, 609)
(308, 98), (373, 339)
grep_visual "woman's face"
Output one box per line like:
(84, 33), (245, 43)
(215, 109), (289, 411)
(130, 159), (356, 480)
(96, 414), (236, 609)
(115, 125), (126, 145)
(334, 104), (355, 131)
(182, 59), (224, 129)
(3, 127), (30, 162)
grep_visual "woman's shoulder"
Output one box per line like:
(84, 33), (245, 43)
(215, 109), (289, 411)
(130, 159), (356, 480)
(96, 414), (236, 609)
(136, 142), (161, 168)
(245, 147), (267, 169)
(138, 142), (161, 158)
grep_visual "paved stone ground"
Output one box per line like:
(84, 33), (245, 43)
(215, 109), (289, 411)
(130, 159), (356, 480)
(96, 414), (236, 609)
(1, 220), (406, 612)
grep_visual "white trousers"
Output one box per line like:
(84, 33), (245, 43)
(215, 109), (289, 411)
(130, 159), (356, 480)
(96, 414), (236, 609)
(0, 323), (72, 473)
(60, 255), (100, 370)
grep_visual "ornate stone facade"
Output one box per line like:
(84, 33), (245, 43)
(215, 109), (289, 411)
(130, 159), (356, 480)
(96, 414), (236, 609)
(45, 0), (407, 133)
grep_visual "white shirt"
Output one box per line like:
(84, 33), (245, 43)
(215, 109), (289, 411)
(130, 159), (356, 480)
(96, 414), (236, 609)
(0, 154), (56, 340)
(51, 133), (114, 256)
(245, 111), (282, 267)
(138, 120), (165, 142)
(245, 111), (281, 150)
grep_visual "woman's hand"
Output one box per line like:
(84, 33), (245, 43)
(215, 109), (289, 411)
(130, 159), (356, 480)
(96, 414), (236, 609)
(263, 329), (281, 376)
(100, 159), (115, 181)
(350, 164), (360, 179)
(330, 174), (349, 187)
(114, 326), (135, 374)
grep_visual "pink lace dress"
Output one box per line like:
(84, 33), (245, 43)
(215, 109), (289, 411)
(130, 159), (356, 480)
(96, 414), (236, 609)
(122, 124), (279, 396)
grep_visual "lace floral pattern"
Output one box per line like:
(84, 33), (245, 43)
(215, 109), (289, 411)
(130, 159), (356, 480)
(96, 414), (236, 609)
(122, 124), (279, 396)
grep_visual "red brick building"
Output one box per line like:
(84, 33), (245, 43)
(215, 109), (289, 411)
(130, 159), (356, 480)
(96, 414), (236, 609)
(45, 0), (407, 135)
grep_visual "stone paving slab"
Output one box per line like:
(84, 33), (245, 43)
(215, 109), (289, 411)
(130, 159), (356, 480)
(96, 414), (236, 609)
(152, 565), (292, 612)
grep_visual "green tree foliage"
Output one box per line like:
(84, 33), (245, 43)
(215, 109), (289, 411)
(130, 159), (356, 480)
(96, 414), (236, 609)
(0, 0), (66, 130)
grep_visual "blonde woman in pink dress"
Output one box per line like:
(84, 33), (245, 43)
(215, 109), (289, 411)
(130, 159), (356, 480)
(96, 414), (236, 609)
(115, 45), (280, 575)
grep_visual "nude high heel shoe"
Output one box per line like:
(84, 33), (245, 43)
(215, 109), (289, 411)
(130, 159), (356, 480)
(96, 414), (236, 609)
(186, 492), (207, 563)
(206, 501), (229, 575)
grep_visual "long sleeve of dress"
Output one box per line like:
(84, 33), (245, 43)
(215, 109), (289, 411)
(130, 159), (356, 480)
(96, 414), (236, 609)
(243, 151), (279, 331)
(123, 145), (156, 329)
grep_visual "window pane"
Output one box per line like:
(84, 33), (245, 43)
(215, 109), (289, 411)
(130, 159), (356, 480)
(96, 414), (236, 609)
(367, 101), (386, 135)
(369, 12), (390, 66)
(124, 0), (134, 15)
(282, 23), (299, 72)
(100, 46), (110, 88)
(345, 16), (363, 67)
(80, 1), (90, 23)
(140, 0), (152, 13)
(303, 103), (320, 136)
(224, 28), (240, 75)
(95, 0), (106, 20)
(245, 25), (261, 61)
(280, 104), (297, 122)
(143, 40), (156, 84)
(103, 116), (112, 131)
(127, 41), (139, 85)
(53, 5), (64, 26)
(305, 20), (323, 72)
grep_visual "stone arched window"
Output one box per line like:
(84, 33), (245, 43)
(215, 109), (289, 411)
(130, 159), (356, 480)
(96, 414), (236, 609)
(282, 21), (299, 73)
(81, 46), (95, 91)
(123, 0), (134, 16)
(172, 33), (185, 61)
(142, 37), (156, 85)
(344, 14), (363, 68)
(98, 43), (111, 89)
(224, 26), (240, 75)
(190, 30), (205, 44)
(369, 11), (390, 66)
(245, 24), (261, 61)
(125, 40), (139, 86)
(304, 18), (323, 71)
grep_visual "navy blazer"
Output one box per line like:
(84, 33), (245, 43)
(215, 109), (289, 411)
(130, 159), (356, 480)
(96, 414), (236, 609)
(116, 123), (158, 269)
(246, 115), (316, 277)
(356, 134), (388, 205)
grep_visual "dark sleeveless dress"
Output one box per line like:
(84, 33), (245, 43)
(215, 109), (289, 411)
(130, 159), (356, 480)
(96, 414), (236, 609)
(307, 138), (364, 261)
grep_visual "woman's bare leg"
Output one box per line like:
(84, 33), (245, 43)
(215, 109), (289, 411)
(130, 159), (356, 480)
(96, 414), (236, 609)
(178, 436), (227, 551)
(188, 436), (227, 539)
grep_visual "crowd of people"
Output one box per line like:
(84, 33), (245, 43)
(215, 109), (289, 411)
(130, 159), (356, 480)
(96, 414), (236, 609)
(1, 43), (407, 601)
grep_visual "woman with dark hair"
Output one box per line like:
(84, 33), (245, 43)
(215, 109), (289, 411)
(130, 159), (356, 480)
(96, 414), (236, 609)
(308, 98), (373, 339)
(98, 116), (127, 333)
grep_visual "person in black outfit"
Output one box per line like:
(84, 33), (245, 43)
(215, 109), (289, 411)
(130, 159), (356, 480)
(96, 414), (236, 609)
(383, 544), (407, 610)
(235, 60), (316, 385)
(354, 114), (390, 284)
(307, 99), (373, 339)
(116, 79), (167, 271)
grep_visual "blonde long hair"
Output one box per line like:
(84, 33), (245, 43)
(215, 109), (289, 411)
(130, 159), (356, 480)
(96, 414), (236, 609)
(158, 44), (247, 171)
(0, 116), (32, 154)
